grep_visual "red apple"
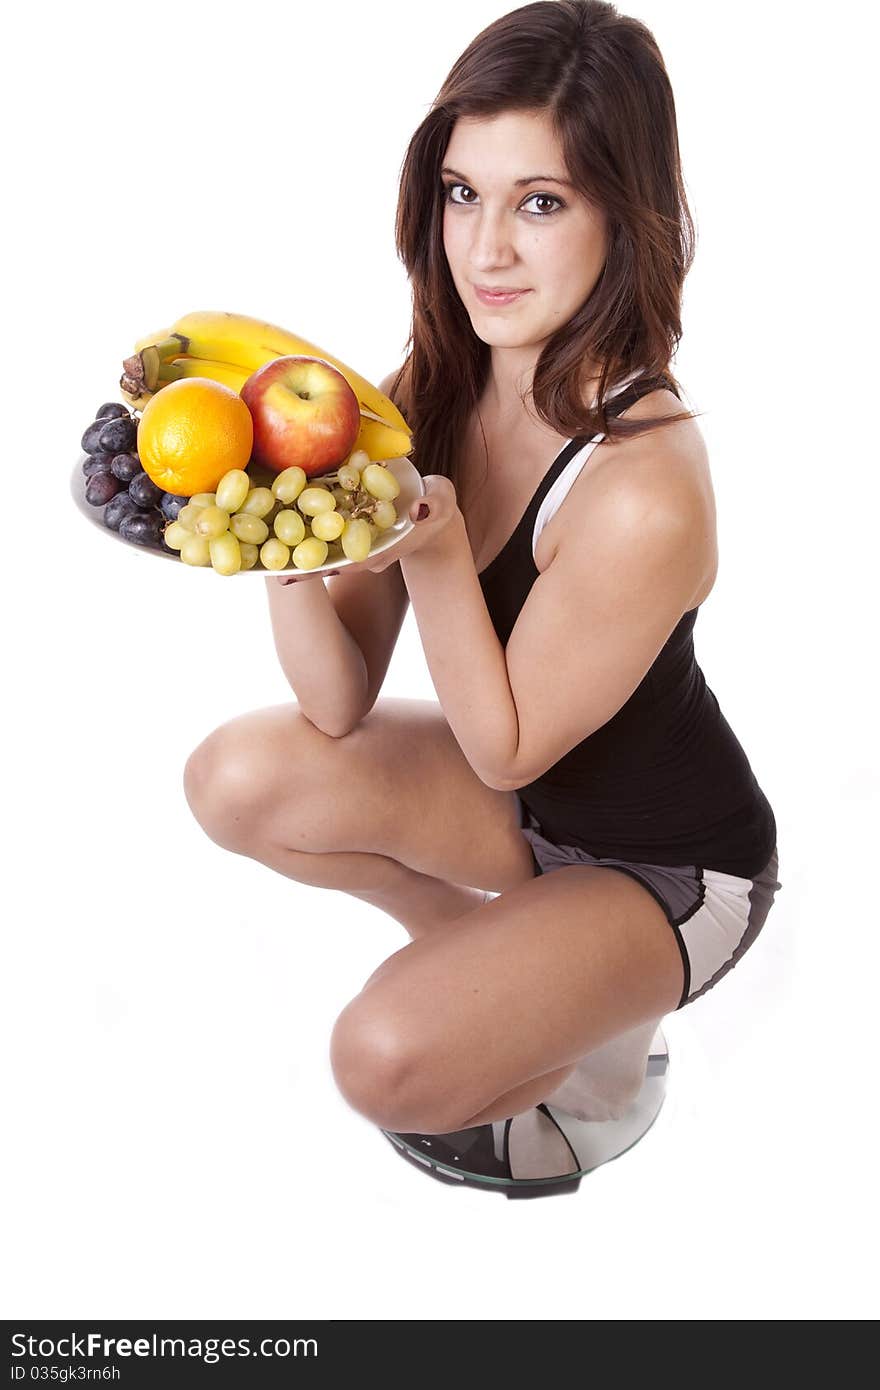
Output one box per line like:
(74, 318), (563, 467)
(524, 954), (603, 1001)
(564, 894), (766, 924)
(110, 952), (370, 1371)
(240, 355), (361, 477)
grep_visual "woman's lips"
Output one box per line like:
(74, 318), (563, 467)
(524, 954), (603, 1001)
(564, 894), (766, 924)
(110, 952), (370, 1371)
(473, 286), (530, 306)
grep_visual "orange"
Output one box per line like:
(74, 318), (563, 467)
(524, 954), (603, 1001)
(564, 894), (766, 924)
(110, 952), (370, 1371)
(137, 377), (254, 496)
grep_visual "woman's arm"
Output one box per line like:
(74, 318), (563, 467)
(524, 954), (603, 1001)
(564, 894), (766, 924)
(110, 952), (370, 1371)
(398, 508), (521, 789)
(265, 553), (411, 739)
(265, 576), (369, 737)
(393, 458), (709, 792)
(264, 366), (412, 739)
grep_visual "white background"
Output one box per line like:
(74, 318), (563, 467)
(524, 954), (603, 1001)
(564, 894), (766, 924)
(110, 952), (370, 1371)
(2, 0), (876, 1322)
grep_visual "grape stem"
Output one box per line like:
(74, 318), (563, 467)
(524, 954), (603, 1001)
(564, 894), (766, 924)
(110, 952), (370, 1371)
(308, 475), (381, 520)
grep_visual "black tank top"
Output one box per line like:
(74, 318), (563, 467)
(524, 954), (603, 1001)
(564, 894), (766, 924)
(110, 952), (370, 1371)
(478, 374), (777, 878)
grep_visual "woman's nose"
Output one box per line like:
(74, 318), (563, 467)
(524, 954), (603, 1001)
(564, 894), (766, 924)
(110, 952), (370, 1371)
(469, 208), (517, 268)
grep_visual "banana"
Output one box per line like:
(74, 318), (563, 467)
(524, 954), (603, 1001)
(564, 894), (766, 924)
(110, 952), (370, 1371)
(353, 415), (412, 463)
(120, 388), (153, 411)
(131, 310), (411, 437)
(157, 356), (251, 391)
(134, 325), (171, 354)
(122, 348), (411, 463)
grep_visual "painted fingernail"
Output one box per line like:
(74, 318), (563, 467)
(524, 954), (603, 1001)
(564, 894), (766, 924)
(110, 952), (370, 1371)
(415, 503), (429, 520)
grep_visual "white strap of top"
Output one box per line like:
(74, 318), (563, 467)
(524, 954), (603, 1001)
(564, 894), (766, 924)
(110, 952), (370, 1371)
(531, 369), (646, 565)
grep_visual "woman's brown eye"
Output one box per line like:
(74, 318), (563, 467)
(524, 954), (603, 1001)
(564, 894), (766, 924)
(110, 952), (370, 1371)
(443, 184), (562, 218)
(522, 193), (564, 217)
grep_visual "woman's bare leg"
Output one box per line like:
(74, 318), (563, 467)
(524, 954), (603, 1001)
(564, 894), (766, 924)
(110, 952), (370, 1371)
(182, 701), (533, 940)
(181, 700), (657, 1123)
(235, 838), (489, 939)
(330, 867), (683, 1136)
(182, 767), (490, 938)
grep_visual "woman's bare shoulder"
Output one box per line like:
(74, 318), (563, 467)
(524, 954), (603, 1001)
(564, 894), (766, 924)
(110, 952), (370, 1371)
(538, 385), (716, 605)
(605, 389), (716, 603)
(617, 385), (706, 452)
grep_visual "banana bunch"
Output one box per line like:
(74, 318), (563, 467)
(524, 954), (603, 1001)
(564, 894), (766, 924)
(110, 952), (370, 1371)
(120, 309), (411, 464)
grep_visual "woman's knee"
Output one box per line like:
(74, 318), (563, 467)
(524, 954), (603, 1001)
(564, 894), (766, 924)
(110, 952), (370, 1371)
(329, 993), (431, 1130)
(182, 714), (288, 850)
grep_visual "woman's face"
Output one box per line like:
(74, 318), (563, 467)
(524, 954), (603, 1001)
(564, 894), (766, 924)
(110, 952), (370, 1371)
(441, 109), (609, 355)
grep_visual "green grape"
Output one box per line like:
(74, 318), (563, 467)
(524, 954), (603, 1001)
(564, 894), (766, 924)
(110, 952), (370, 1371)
(263, 499), (283, 531)
(341, 517), (372, 563)
(336, 463), (361, 492)
(163, 520), (189, 550)
(209, 531), (242, 576)
(273, 509), (307, 546)
(362, 463), (401, 502)
(331, 486), (349, 507)
(372, 499), (398, 530)
(271, 466), (308, 504)
(292, 537), (329, 570)
(177, 503), (206, 532)
(349, 449), (371, 471)
(310, 510), (346, 542)
(189, 492), (217, 509)
(180, 533), (211, 566)
(215, 469), (250, 513)
(239, 542), (259, 570)
(240, 486), (275, 518)
(297, 485), (336, 517)
(230, 512), (269, 545)
(195, 504), (232, 539)
(260, 537), (290, 570)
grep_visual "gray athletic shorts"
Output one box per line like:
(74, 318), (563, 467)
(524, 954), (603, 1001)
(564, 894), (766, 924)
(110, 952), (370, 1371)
(518, 800), (782, 1011)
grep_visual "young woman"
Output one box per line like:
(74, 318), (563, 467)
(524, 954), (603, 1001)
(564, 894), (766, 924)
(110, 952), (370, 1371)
(183, 0), (782, 1196)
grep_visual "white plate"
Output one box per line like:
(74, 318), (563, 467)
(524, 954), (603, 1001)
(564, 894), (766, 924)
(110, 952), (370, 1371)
(70, 455), (424, 578)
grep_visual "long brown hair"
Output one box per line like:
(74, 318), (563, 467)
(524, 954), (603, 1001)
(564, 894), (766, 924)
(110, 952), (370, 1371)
(387, 0), (701, 489)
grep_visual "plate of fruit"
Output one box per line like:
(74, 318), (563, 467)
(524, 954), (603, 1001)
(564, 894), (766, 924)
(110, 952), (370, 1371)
(70, 309), (424, 578)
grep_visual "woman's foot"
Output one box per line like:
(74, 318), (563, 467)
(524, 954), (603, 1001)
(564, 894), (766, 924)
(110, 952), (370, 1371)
(381, 1053), (669, 1198)
(540, 1018), (663, 1121)
(382, 1104), (585, 1198)
(539, 1067), (642, 1122)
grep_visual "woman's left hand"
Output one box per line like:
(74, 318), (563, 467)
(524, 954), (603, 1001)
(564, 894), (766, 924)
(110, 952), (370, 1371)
(358, 475), (462, 574)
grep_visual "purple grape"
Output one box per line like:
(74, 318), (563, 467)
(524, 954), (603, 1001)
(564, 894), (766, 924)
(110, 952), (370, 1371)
(160, 491), (189, 522)
(103, 491), (141, 532)
(128, 471), (163, 509)
(85, 472), (123, 507)
(81, 420), (108, 454)
(119, 509), (164, 548)
(97, 414), (137, 454)
(96, 402), (131, 421)
(82, 453), (113, 478)
(110, 452), (141, 483)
